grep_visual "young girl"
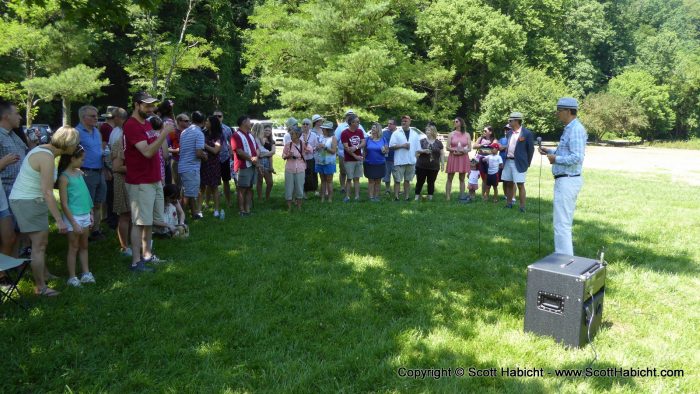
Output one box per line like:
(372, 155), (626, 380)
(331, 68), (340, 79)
(467, 159), (480, 202)
(154, 184), (187, 237)
(56, 145), (95, 287)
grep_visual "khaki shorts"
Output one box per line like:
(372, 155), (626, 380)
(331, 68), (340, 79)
(9, 198), (48, 233)
(393, 164), (415, 183)
(344, 160), (363, 179)
(126, 182), (164, 226)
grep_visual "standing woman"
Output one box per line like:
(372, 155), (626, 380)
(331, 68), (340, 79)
(445, 117), (471, 201)
(156, 100), (175, 185)
(282, 127), (306, 211)
(363, 123), (386, 201)
(253, 123), (275, 201)
(473, 125), (495, 198)
(9, 126), (79, 296)
(200, 115), (222, 217)
(315, 121), (337, 203)
(415, 124), (444, 201)
(110, 115), (132, 257)
(300, 118), (319, 198)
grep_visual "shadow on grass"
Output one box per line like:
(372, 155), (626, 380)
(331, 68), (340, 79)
(3, 189), (694, 391)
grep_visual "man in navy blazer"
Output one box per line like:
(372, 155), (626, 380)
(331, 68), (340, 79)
(502, 112), (535, 212)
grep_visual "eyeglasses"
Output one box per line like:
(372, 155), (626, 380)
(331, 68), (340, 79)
(85, 114), (98, 118)
(302, 123), (311, 126)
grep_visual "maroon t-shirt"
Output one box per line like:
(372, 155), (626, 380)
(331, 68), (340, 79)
(99, 123), (113, 144)
(123, 117), (161, 184)
(231, 131), (258, 171)
(341, 128), (365, 162)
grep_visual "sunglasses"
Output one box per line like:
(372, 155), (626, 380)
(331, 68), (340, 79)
(302, 123), (311, 126)
(75, 144), (85, 155)
(215, 115), (223, 118)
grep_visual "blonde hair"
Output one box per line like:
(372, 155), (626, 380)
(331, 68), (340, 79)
(426, 124), (438, 139)
(51, 126), (80, 151)
(251, 122), (265, 141)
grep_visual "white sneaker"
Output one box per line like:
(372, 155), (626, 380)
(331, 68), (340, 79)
(213, 210), (220, 217)
(121, 247), (132, 257)
(67, 277), (82, 287)
(80, 272), (96, 284)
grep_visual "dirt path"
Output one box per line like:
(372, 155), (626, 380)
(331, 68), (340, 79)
(534, 145), (700, 185)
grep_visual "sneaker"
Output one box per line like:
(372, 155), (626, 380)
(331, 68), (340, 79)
(130, 261), (155, 273)
(89, 230), (106, 242)
(343, 196), (350, 203)
(80, 272), (96, 284)
(505, 203), (513, 209)
(67, 277), (82, 287)
(19, 246), (32, 258)
(120, 247), (132, 257)
(192, 212), (204, 220)
(213, 210), (220, 218)
(143, 254), (166, 265)
(519, 207), (526, 213)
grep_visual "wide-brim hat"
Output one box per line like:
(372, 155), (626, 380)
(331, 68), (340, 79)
(311, 114), (324, 124)
(344, 109), (355, 116)
(321, 121), (334, 130)
(286, 117), (298, 128)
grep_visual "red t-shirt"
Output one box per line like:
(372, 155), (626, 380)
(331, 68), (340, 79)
(341, 128), (365, 161)
(123, 117), (162, 184)
(231, 131), (258, 171)
(169, 129), (181, 161)
(99, 123), (113, 144)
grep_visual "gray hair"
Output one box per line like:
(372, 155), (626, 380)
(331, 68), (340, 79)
(112, 107), (128, 120)
(78, 105), (98, 119)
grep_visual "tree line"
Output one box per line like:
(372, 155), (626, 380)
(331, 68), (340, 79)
(1, 0), (698, 141)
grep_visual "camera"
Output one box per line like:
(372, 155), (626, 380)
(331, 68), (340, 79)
(147, 115), (164, 130)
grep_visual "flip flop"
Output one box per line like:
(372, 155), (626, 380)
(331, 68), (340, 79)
(36, 286), (60, 297)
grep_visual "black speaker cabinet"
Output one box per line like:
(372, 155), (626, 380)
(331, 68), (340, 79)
(524, 253), (606, 347)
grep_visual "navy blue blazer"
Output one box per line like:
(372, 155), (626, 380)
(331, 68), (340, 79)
(505, 127), (535, 173)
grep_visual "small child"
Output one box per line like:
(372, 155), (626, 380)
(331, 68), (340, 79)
(483, 143), (504, 202)
(154, 184), (188, 238)
(56, 145), (95, 287)
(467, 159), (480, 201)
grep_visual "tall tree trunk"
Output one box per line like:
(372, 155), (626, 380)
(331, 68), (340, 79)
(163, 0), (197, 98)
(62, 97), (71, 126)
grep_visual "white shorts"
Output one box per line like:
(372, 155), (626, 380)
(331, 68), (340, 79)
(62, 213), (92, 232)
(501, 159), (527, 183)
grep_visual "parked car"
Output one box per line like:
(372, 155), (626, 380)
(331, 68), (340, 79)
(22, 124), (53, 144)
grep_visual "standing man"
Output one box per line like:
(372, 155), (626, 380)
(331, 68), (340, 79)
(382, 119), (397, 194)
(340, 114), (365, 202)
(213, 110), (233, 208)
(76, 105), (107, 239)
(335, 110), (365, 195)
(178, 111), (206, 219)
(231, 115), (259, 217)
(389, 115), (422, 201)
(0, 99), (25, 257)
(502, 112), (535, 212)
(539, 98), (587, 256)
(123, 92), (174, 272)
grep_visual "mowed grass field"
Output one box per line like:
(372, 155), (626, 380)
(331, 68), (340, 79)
(1, 155), (698, 393)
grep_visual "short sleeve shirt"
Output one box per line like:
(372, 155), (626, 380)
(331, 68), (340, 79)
(178, 125), (205, 173)
(123, 117), (161, 184)
(231, 131), (258, 171)
(0, 127), (28, 196)
(341, 129), (365, 162)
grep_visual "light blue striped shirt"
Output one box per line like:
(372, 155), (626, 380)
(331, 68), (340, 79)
(219, 123), (233, 163)
(548, 118), (587, 176)
(178, 125), (204, 174)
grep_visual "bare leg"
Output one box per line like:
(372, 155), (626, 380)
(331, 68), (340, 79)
(141, 225), (153, 259)
(117, 212), (131, 250)
(446, 173), (454, 200)
(130, 225), (143, 265)
(79, 232), (90, 273)
(67, 232), (80, 279)
(222, 180), (232, 207)
(28, 230), (49, 291)
(353, 178), (360, 199)
(517, 183), (527, 208)
(264, 172), (273, 200)
(0, 216), (17, 256)
(458, 173), (466, 199)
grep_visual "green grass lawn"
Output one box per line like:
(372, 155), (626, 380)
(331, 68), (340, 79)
(643, 137), (700, 150)
(2, 159), (699, 393)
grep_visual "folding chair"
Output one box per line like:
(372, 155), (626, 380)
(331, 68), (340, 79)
(0, 253), (30, 310)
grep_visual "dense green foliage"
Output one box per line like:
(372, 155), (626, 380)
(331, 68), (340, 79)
(1, 0), (699, 138)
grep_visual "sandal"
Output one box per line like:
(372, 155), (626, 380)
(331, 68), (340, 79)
(36, 286), (60, 297)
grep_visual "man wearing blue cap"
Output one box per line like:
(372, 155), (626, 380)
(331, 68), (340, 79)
(539, 97), (587, 256)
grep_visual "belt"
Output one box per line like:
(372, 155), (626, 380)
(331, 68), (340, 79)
(507, 156), (515, 160)
(554, 174), (580, 179)
(81, 167), (102, 172)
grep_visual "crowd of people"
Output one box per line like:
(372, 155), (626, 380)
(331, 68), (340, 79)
(0, 92), (587, 298)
